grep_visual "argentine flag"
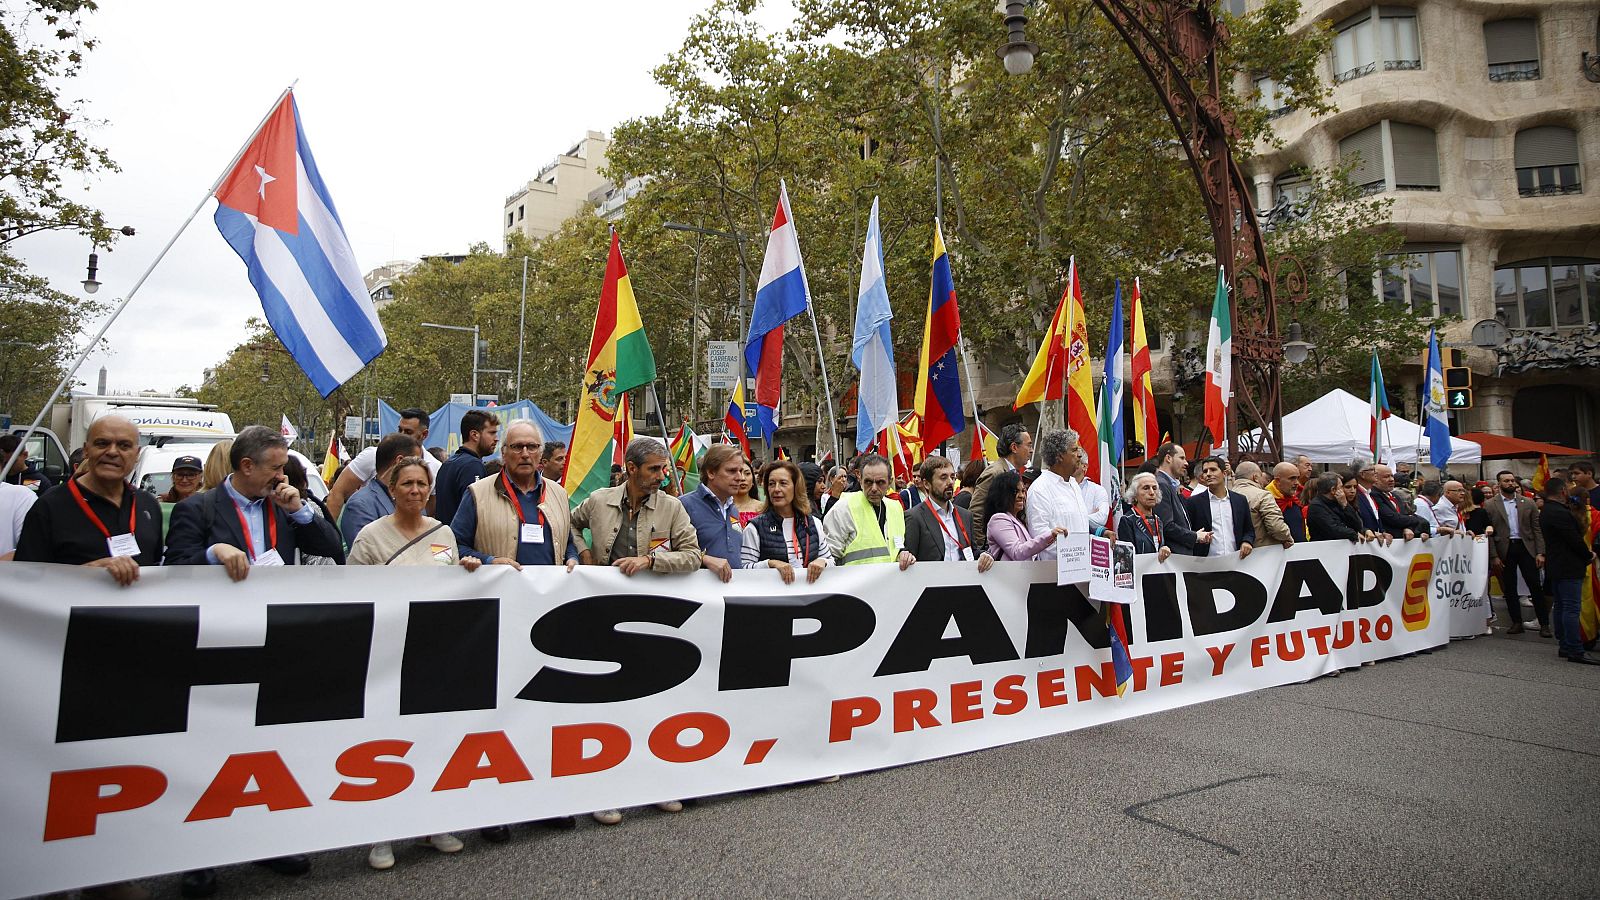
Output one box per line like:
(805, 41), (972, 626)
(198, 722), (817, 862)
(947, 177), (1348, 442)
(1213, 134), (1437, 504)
(214, 92), (386, 397)
(851, 197), (896, 452)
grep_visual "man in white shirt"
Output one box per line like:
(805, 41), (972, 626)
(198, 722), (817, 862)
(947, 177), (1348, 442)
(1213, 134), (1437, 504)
(0, 481), (38, 559)
(1413, 479), (1443, 532)
(1181, 456), (1255, 558)
(1432, 480), (1465, 535)
(1027, 429), (1093, 560)
(1074, 447), (1110, 526)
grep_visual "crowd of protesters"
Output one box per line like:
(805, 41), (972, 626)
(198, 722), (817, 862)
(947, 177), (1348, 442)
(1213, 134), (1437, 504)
(4, 412), (1598, 897)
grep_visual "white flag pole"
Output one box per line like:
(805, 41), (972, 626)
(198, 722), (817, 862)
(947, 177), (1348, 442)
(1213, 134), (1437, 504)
(2, 82), (298, 481)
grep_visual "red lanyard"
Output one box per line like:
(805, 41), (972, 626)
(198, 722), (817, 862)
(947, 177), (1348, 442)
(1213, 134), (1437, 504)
(788, 515), (810, 568)
(66, 477), (135, 539)
(232, 497), (277, 562)
(1135, 506), (1162, 545)
(502, 470), (546, 528)
(924, 501), (971, 554)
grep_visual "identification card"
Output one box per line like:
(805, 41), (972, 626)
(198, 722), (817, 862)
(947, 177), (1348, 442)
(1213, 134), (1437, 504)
(892, 536), (905, 551)
(520, 523), (545, 544)
(253, 548), (286, 567)
(106, 534), (140, 558)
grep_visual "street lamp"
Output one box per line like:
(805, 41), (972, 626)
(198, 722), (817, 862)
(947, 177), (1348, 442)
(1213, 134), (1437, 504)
(421, 321), (482, 404)
(996, 1), (1040, 76)
(664, 221), (753, 425)
(1282, 321), (1316, 365)
(82, 250), (101, 294)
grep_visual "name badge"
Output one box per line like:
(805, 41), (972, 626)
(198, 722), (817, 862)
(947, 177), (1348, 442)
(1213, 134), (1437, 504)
(520, 523), (545, 544)
(254, 548), (286, 567)
(892, 536), (905, 551)
(106, 534), (140, 558)
(956, 546), (970, 562)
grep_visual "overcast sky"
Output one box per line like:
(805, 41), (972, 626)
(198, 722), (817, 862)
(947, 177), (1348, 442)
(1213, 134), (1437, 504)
(13, 0), (797, 396)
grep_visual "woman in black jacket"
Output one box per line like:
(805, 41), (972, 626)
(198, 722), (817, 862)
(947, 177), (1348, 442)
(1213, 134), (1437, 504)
(1306, 471), (1377, 543)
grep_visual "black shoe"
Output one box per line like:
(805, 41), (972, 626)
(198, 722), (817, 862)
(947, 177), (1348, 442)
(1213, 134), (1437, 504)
(540, 816), (577, 831)
(479, 825), (512, 843)
(253, 855), (311, 877)
(1567, 654), (1600, 666)
(179, 869), (217, 899)
(1507, 623), (1525, 635)
(1539, 625), (1553, 638)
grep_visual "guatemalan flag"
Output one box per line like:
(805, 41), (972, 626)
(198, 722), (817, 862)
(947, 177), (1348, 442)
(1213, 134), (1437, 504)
(745, 181), (811, 443)
(214, 92), (386, 397)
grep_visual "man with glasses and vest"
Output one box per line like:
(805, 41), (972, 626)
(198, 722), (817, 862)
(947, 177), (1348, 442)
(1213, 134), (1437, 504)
(451, 420), (578, 572)
(903, 454), (994, 570)
(822, 453), (914, 569)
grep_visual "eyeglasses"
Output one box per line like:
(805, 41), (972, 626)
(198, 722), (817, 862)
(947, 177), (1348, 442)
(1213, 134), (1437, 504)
(504, 442), (541, 454)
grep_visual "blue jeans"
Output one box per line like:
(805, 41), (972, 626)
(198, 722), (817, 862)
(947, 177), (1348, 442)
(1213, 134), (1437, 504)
(1549, 578), (1583, 657)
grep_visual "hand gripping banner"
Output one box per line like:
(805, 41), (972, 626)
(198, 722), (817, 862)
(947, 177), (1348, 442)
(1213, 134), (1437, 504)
(0, 537), (1486, 896)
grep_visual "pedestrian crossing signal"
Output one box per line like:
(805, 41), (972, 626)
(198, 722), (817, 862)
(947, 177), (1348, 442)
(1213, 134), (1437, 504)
(1444, 366), (1471, 389)
(1447, 388), (1473, 410)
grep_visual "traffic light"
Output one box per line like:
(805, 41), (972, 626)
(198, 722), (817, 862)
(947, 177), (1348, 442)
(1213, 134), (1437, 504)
(1444, 366), (1471, 389)
(1447, 387), (1473, 410)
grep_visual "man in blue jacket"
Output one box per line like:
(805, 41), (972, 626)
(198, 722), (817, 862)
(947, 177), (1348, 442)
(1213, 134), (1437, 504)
(683, 443), (745, 582)
(433, 409), (499, 529)
(339, 433), (420, 546)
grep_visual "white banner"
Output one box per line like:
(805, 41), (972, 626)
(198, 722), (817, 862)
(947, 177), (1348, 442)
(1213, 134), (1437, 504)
(0, 540), (1453, 896)
(1436, 534), (1493, 638)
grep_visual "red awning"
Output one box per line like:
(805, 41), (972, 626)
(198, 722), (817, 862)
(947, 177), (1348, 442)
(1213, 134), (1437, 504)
(1455, 432), (1591, 459)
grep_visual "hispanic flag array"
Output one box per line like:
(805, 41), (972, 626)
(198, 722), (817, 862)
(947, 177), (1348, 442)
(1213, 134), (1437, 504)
(564, 230), (656, 507)
(1202, 267), (1231, 454)
(746, 181), (812, 443)
(911, 221), (965, 458)
(213, 91), (386, 397)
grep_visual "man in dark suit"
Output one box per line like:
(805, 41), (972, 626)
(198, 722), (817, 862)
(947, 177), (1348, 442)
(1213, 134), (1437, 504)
(1153, 442), (1208, 556)
(969, 423), (1032, 552)
(903, 454), (994, 570)
(165, 425), (344, 578)
(1354, 463), (1427, 539)
(1541, 479), (1600, 663)
(1484, 468), (1548, 635)
(1183, 456), (1255, 558)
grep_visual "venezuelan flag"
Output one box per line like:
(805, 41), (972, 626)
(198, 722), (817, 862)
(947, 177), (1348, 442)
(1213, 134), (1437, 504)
(912, 221), (965, 456)
(564, 230), (656, 507)
(1109, 603), (1134, 696)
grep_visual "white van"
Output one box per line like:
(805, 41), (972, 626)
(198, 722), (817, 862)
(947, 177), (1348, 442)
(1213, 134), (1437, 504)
(136, 441), (327, 501)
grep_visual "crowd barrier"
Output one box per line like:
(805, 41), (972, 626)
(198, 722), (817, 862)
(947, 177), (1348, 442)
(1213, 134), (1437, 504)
(0, 535), (1489, 896)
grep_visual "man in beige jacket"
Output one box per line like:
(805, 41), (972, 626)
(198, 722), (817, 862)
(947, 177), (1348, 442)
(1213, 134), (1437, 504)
(571, 436), (702, 574)
(1233, 461), (1293, 549)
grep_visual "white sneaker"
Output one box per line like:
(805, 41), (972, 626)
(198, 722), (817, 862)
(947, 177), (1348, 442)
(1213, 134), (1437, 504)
(425, 833), (464, 853)
(592, 809), (623, 825)
(367, 843), (395, 870)
(654, 800), (684, 813)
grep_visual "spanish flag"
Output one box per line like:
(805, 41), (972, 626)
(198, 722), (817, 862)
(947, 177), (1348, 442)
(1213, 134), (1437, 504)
(564, 230), (656, 507)
(1130, 277), (1158, 456)
(1532, 453), (1550, 492)
(1014, 257), (1095, 473)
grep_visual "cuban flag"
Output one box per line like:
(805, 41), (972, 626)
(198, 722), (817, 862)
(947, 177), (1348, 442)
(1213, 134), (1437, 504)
(851, 197), (896, 453)
(214, 92), (386, 397)
(745, 180), (811, 442)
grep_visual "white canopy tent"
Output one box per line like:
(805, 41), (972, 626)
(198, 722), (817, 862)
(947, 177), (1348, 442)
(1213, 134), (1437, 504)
(1254, 388), (1481, 465)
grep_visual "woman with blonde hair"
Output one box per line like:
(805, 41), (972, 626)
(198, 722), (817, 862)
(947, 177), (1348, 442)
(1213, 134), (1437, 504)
(201, 439), (233, 491)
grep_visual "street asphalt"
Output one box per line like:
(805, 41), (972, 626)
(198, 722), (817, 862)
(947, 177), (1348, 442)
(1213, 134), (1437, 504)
(67, 601), (1600, 899)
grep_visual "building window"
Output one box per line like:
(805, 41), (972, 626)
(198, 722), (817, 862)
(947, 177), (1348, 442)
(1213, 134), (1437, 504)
(1254, 75), (1290, 118)
(517, 205), (525, 221)
(1333, 5), (1420, 83)
(1495, 258), (1600, 329)
(1484, 18), (1540, 81)
(1514, 126), (1582, 196)
(506, 212), (514, 228)
(1377, 245), (1462, 316)
(1339, 120), (1439, 194)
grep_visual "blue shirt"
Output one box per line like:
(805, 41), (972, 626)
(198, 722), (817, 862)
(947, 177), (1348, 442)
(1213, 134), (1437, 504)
(451, 472), (579, 566)
(434, 447), (486, 532)
(340, 476), (394, 547)
(684, 484), (740, 560)
(205, 475), (314, 564)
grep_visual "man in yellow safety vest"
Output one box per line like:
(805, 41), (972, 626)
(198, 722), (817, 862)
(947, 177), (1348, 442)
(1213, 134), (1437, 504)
(822, 453), (914, 569)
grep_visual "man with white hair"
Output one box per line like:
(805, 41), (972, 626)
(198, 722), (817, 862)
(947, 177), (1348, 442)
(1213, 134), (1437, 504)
(451, 420), (577, 571)
(1233, 460), (1293, 549)
(1433, 480), (1465, 536)
(1027, 429), (1098, 560)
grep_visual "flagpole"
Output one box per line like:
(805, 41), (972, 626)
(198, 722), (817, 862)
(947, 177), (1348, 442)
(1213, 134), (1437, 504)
(649, 383), (683, 493)
(2, 81), (298, 483)
(803, 303), (841, 463)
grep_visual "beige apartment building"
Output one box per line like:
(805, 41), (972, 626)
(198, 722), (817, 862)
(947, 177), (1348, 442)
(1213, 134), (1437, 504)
(502, 132), (615, 245)
(1246, 0), (1600, 453)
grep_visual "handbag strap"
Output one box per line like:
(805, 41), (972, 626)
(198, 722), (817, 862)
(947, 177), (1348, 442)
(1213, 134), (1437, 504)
(384, 522), (450, 566)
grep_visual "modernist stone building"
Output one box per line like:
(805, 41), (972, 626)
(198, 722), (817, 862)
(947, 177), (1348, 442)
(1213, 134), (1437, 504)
(1247, 0), (1600, 452)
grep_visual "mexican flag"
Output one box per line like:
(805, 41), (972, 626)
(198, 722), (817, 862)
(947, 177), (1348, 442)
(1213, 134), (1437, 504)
(1202, 267), (1231, 453)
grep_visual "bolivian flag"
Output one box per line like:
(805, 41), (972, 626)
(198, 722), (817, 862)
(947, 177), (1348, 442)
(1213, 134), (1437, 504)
(563, 230), (656, 507)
